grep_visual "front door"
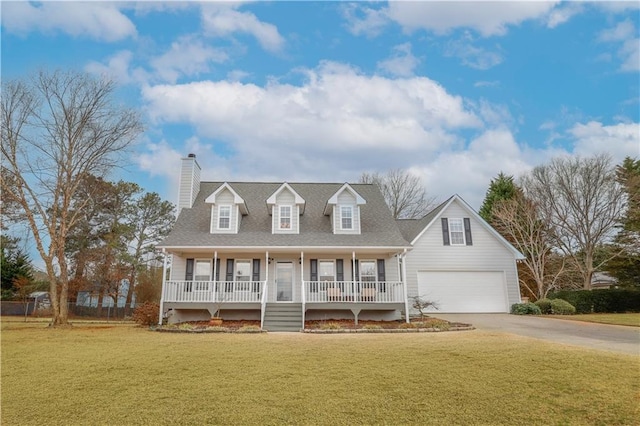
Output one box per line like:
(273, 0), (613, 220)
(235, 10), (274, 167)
(276, 261), (293, 302)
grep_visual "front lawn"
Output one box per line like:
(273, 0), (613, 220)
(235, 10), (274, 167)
(1, 322), (638, 425)
(549, 313), (640, 327)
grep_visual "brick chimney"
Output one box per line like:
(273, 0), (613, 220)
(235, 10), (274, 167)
(177, 153), (201, 213)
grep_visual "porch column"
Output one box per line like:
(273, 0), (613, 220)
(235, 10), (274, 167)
(300, 251), (305, 327)
(213, 251), (218, 302)
(158, 250), (168, 325)
(401, 249), (410, 323)
(265, 251), (269, 299)
(352, 251), (356, 302)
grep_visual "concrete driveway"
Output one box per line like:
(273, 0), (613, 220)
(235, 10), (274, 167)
(435, 313), (640, 356)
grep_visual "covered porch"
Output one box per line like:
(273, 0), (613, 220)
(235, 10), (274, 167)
(159, 247), (410, 327)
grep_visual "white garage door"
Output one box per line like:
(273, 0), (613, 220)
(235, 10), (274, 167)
(417, 271), (508, 313)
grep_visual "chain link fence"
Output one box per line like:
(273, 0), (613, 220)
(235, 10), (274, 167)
(1, 301), (141, 320)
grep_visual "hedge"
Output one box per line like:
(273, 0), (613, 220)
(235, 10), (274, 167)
(548, 289), (640, 314)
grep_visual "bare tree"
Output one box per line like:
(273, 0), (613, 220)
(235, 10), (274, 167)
(522, 154), (625, 290)
(492, 193), (567, 299)
(360, 169), (437, 219)
(1, 70), (143, 326)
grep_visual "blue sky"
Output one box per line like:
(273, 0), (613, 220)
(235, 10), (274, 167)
(2, 1), (639, 211)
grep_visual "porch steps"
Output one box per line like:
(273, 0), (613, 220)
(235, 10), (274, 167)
(263, 303), (303, 332)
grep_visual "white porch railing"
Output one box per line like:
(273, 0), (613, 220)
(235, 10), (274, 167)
(164, 281), (264, 303)
(303, 281), (404, 303)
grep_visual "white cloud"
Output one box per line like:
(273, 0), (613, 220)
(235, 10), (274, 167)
(546, 3), (584, 28)
(386, 1), (559, 37)
(201, 3), (285, 53)
(151, 36), (228, 83)
(85, 50), (150, 85)
(141, 62), (482, 189)
(377, 43), (420, 77)
(1, 2), (136, 42)
(341, 3), (390, 38)
(598, 20), (636, 42)
(569, 121), (640, 161)
(445, 34), (503, 70)
(413, 128), (532, 208)
(598, 20), (640, 72)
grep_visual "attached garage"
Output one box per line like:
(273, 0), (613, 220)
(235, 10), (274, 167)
(417, 271), (509, 313)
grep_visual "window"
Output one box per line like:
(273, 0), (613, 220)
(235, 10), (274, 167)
(449, 218), (465, 245)
(194, 260), (210, 291)
(319, 261), (335, 282)
(279, 205), (292, 230)
(195, 260), (211, 281)
(359, 260), (376, 288)
(235, 260), (251, 292)
(218, 205), (231, 229)
(341, 206), (353, 230)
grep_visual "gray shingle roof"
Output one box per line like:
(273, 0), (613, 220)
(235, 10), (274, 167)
(395, 196), (452, 242)
(159, 182), (412, 249)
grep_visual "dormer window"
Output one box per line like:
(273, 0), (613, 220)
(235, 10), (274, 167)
(340, 206), (353, 230)
(324, 183), (366, 235)
(218, 205), (231, 230)
(279, 205), (292, 230)
(267, 183), (305, 234)
(205, 182), (248, 234)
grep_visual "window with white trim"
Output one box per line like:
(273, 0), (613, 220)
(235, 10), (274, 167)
(319, 260), (335, 282)
(359, 260), (376, 288)
(194, 259), (211, 291)
(218, 205), (231, 230)
(235, 260), (251, 292)
(340, 206), (353, 230)
(449, 218), (465, 245)
(279, 205), (292, 230)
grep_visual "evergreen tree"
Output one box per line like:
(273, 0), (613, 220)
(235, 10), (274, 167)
(0, 235), (34, 297)
(479, 172), (519, 223)
(607, 157), (640, 285)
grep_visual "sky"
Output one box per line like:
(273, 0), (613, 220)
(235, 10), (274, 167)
(2, 0), (639, 212)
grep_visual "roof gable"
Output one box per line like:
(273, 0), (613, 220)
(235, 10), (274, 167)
(324, 183), (366, 215)
(406, 195), (525, 259)
(204, 182), (249, 215)
(266, 182), (306, 214)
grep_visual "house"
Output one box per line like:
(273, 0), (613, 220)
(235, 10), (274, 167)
(591, 272), (618, 289)
(157, 154), (524, 330)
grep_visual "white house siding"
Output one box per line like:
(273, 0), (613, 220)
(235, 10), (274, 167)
(404, 200), (520, 311)
(332, 205), (361, 235)
(178, 157), (200, 212)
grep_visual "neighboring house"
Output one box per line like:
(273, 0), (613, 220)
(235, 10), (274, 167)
(157, 155), (524, 330)
(591, 272), (618, 289)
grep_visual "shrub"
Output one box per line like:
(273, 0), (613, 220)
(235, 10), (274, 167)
(535, 298), (553, 315)
(511, 303), (541, 315)
(320, 322), (342, 330)
(550, 298), (576, 315)
(178, 322), (194, 330)
(549, 289), (640, 313)
(132, 302), (159, 326)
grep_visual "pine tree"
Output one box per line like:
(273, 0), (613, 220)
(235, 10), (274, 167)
(479, 172), (518, 224)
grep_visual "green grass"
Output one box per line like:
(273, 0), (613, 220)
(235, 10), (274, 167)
(549, 313), (640, 327)
(2, 323), (638, 425)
